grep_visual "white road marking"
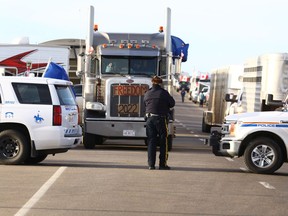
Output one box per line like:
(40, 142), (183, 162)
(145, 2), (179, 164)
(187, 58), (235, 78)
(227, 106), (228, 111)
(259, 181), (275, 189)
(225, 157), (234, 162)
(15, 166), (67, 216)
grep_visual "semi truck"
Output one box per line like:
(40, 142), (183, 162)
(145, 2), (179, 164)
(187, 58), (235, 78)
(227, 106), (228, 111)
(0, 44), (70, 76)
(176, 72), (191, 92)
(189, 73), (210, 103)
(77, 6), (187, 150)
(202, 65), (243, 132)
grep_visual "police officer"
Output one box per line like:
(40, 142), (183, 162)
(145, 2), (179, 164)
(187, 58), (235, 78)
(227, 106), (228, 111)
(144, 76), (175, 170)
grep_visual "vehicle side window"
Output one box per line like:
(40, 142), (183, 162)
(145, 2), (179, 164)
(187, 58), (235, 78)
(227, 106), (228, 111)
(12, 83), (52, 104)
(55, 85), (76, 105)
(73, 85), (82, 97)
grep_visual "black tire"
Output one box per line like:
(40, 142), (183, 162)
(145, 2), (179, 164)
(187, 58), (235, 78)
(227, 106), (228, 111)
(244, 137), (284, 174)
(0, 130), (29, 165)
(83, 133), (104, 149)
(202, 115), (211, 133)
(83, 133), (96, 149)
(167, 135), (173, 151)
(25, 154), (48, 164)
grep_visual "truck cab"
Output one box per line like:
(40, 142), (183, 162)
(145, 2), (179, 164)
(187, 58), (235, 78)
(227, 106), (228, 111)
(77, 6), (188, 150)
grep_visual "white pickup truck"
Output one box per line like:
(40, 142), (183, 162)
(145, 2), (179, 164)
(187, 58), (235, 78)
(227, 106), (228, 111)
(210, 110), (288, 174)
(0, 76), (82, 165)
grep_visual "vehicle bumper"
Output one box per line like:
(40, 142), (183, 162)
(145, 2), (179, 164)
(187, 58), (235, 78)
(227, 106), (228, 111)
(209, 131), (241, 157)
(32, 126), (82, 150)
(85, 120), (174, 138)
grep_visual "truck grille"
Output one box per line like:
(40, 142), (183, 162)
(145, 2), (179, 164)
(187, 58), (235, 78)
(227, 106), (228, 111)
(110, 84), (149, 117)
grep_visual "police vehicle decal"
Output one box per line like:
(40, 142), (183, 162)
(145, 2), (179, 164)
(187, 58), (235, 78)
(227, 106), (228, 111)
(241, 122), (288, 128)
(5, 112), (14, 118)
(34, 113), (44, 123)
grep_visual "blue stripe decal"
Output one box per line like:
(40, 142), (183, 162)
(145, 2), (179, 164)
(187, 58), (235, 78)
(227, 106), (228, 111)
(276, 124), (288, 128)
(241, 124), (257, 127)
(241, 124), (288, 128)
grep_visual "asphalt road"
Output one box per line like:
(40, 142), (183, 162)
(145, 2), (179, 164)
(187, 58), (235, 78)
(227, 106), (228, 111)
(1, 90), (288, 216)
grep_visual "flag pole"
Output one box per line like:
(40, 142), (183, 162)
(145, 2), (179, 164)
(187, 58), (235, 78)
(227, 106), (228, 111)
(42, 58), (52, 77)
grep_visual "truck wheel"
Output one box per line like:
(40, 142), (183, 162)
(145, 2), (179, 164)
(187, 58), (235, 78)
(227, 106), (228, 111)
(244, 137), (284, 174)
(83, 133), (96, 149)
(202, 116), (211, 133)
(167, 135), (173, 151)
(25, 154), (48, 164)
(95, 135), (104, 145)
(0, 130), (29, 165)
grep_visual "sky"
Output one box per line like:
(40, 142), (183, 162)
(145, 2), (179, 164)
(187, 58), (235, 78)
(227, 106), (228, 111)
(1, 0), (287, 75)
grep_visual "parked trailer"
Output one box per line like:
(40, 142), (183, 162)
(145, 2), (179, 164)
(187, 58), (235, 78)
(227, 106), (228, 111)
(0, 44), (70, 76)
(242, 53), (288, 112)
(202, 65), (243, 132)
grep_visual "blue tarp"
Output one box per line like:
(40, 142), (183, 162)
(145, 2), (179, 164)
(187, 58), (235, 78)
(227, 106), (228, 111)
(43, 62), (76, 96)
(43, 62), (69, 81)
(171, 36), (189, 62)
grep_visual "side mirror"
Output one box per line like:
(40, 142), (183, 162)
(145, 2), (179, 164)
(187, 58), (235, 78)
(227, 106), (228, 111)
(225, 93), (237, 102)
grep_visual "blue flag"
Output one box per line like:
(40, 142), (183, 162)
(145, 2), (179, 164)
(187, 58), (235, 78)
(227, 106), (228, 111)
(171, 36), (189, 62)
(43, 62), (69, 81)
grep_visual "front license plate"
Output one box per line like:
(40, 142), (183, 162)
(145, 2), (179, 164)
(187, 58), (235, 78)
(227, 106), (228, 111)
(123, 130), (135, 136)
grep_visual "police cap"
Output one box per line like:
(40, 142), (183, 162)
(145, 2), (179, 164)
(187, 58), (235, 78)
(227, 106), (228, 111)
(151, 76), (163, 84)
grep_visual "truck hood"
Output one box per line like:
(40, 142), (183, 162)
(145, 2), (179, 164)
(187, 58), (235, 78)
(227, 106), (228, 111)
(225, 111), (288, 123)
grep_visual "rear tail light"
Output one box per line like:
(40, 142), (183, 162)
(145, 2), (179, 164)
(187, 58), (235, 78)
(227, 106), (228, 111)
(53, 105), (62, 126)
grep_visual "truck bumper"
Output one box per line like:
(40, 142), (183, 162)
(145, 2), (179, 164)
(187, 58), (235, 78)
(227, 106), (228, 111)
(209, 131), (241, 157)
(85, 120), (174, 138)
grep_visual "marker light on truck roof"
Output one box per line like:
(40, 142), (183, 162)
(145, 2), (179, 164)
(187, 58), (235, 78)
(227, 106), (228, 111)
(159, 26), (164, 33)
(93, 24), (98, 31)
(119, 44), (124, 49)
(127, 43), (133, 49)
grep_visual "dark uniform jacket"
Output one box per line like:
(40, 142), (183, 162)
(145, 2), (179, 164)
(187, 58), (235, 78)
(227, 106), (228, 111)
(144, 84), (175, 115)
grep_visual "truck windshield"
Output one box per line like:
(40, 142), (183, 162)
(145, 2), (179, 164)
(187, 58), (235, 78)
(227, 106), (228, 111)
(101, 56), (157, 76)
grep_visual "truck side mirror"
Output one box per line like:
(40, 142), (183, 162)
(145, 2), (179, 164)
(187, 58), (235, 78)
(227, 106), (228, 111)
(225, 93), (237, 102)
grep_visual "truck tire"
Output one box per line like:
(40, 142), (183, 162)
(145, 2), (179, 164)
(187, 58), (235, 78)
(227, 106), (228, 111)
(83, 133), (96, 149)
(244, 137), (284, 174)
(25, 154), (48, 164)
(202, 116), (211, 133)
(83, 134), (104, 149)
(0, 130), (29, 165)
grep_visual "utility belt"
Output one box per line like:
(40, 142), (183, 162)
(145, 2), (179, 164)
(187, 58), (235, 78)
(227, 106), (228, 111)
(145, 113), (167, 118)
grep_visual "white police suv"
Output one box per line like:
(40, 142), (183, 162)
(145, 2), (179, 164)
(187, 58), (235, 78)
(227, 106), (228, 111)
(0, 76), (82, 165)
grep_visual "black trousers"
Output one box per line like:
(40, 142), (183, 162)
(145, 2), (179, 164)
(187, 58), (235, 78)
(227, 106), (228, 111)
(146, 116), (169, 167)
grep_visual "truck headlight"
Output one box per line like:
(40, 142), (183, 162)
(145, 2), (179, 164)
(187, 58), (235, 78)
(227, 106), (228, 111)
(222, 121), (239, 136)
(86, 102), (106, 111)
